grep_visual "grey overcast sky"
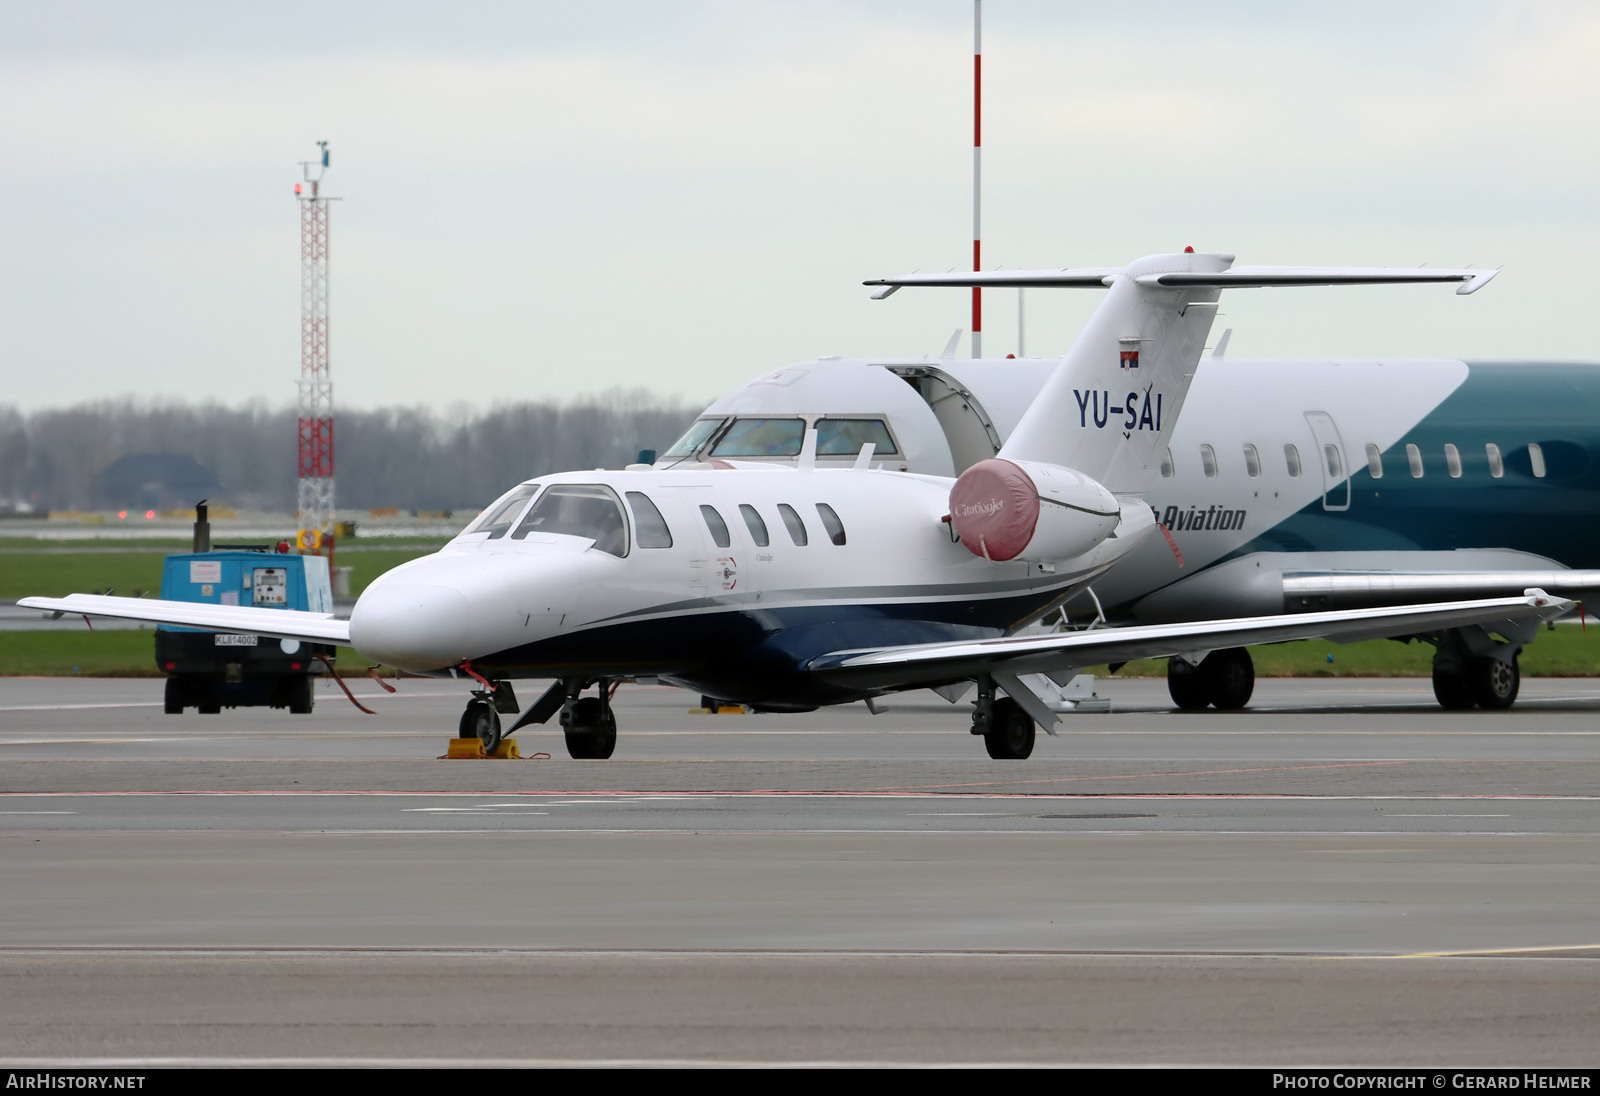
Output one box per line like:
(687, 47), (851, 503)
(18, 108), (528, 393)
(2, 1), (1596, 412)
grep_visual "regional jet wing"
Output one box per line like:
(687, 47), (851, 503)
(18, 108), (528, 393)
(17, 594), (351, 645)
(806, 591), (1569, 691)
(1280, 569), (1600, 610)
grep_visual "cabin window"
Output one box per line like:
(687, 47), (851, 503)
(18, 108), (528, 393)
(709, 418), (806, 457)
(1529, 442), (1547, 478)
(1444, 444), (1462, 478)
(626, 492), (673, 548)
(1243, 444), (1261, 478)
(1407, 443), (1423, 478)
(663, 417), (726, 459)
(1365, 444), (1383, 479)
(465, 483), (539, 540)
(700, 505), (732, 549)
(1486, 443), (1504, 478)
(738, 504), (769, 547)
(1200, 444), (1218, 478)
(1284, 444), (1302, 477)
(816, 418), (899, 456)
(513, 484), (628, 556)
(815, 503), (847, 546)
(1323, 444), (1343, 480)
(777, 503), (809, 546)
(1159, 448), (1174, 478)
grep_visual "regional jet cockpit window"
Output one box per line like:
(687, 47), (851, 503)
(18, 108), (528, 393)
(709, 418), (807, 458)
(511, 484), (629, 556)
(814, 418), (899, 456)
(464, 483), (540, 540)
(664, 417), (728, 460)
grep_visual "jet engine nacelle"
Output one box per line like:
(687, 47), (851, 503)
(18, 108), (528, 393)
(948, 458), (1121, 564)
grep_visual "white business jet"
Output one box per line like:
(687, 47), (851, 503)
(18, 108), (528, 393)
(22, 251), (1570, 759)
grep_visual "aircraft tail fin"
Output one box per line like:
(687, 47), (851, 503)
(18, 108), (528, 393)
(866, 253), (1496, 494)
(1001, 251), (1226, 492)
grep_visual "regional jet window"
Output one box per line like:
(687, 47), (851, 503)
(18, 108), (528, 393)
(1243, 444), (1261, 478)
(738, 504), (769, 547)
(465, 484), (539, 540)
(700, 505), (732, 549)
(1529, 442), (1547, 478)
(777, 503), (809, 546)
(1365, 444), (1383, 479)
(1444, 444), (1462, 478)
(1486, 443), (1504, 478)
(1407, 444), (1424, 478)
(1323, 444), (1343, 480)
(512, 484), (628, 556)
(1284, 444), (1302, 478)
(1199, 444), (1218, 478)
(709, 418), (806, 458)
(664, 417), (726, 459)
(626, 492), (673, 548)
(815, 418), (899, 456)
(815, 503), (847, 546)
(1159, 449), (1174, 478)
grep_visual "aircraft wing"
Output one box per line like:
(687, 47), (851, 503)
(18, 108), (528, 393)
(805, 590), (1570, 691)
(16, 594), (352, 645)
(1281, 569), (1600, 610)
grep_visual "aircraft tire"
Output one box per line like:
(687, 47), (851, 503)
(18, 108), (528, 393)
(983, 697), (1035, 759)
(1166, 658), (1212, 711)
(462, 699), (502, 755)
(1206, 648), (1255, 710)
(1469, 654), (1520, 710)
(163, 677), (184, 715)
(1431, 663), (1476, 710)
(564, 697), (617, 760)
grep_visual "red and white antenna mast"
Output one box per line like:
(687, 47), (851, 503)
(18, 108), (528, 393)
(294, 141), (336, 566)
(971, 0), (982, 358)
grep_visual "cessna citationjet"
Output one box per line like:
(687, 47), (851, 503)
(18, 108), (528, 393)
(22, 251), (1572, 759)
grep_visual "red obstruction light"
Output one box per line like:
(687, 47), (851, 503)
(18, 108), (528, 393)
(294, 183), (303, 195)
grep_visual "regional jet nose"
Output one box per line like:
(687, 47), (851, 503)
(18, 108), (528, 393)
(348, 582), (476, 673)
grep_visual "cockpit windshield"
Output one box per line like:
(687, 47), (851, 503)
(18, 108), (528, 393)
(511, 484), (629, 556)
(709, 418), (806, 457)
(663, 417), (727, 458)
(462, 483), (539, 539)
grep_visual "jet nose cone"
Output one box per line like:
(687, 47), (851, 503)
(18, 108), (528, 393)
(349, 582), (474, 672)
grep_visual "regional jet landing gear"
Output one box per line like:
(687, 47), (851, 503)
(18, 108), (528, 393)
(1431, 633), (1521, 710)
(1166, 648), (1254, 711)
(970, 679), (1036, 759)
(561, 684), (618, 760)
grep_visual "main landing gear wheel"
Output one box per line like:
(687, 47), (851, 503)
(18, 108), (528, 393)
(1431, 661), (1476, 710)
(1432, 653), (1520, 710)
(1470, 655), (1520, 710)
(978, 696), (1035, 760)
(564, 695), (617, 760)
(460, 698), (502, 755)
(1167, 648), (1254, 711)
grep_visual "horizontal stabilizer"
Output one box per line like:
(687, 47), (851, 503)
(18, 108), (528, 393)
(17, 594), (352, 646)
(807, 591), (1570, 691)
(866, 264), (1497, 296)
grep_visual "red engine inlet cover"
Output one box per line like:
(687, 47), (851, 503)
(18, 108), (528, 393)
(948, 458), (1039, 561)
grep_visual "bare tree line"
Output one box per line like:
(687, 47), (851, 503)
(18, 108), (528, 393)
(0, 391), (703, 514)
